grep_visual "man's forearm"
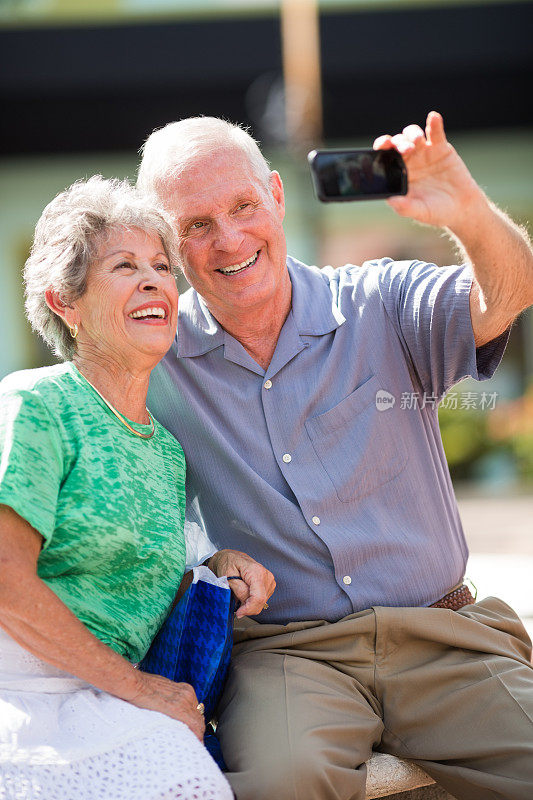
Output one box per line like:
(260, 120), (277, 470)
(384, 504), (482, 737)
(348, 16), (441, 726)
(447, 188), (533, 346)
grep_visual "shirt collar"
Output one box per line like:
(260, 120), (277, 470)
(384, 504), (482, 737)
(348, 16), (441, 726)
(176, 255), (345, 358)
(287, 256), (346, 335)
(176, 292), (224, 357)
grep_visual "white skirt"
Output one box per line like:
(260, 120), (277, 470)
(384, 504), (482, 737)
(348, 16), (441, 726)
(0, 628), (233, 800)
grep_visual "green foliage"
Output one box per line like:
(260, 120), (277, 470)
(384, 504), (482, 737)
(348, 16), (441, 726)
(438, 384), (533, 484)
(438, 404), (494, 481)
(505, 430), (533, 481)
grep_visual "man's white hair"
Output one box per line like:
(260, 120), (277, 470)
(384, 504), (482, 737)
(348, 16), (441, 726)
(137, 117), (272, 198)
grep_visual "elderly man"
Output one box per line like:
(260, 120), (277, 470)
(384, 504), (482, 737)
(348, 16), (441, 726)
(139, 112), (533, 800)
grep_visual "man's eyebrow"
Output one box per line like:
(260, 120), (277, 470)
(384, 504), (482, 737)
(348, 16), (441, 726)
(178, 192), (261, 228)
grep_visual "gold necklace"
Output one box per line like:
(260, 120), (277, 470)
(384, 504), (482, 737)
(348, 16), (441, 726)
(83, 376), (155, 440)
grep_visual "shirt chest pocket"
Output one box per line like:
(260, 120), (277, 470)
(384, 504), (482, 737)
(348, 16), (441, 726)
(304, 375), (408, 503)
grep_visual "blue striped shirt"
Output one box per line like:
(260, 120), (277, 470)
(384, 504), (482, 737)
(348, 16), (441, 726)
(149, 257), (508, 623)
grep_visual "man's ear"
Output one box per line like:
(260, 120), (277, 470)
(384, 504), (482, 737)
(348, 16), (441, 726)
(269, 171), (285, 221)
(45, 290), (79, 329)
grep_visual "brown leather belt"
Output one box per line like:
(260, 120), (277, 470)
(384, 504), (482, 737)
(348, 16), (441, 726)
(430, 583), (476, 610)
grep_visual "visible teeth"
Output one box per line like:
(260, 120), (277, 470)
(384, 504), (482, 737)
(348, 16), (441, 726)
(219, 252), (258, 275)
(129, 306), (166, 319)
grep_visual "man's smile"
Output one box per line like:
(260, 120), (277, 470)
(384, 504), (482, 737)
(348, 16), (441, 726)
(217, 250), (260, 276)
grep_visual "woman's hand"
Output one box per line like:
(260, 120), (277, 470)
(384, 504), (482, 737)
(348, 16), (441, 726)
(127, 671), (205, 741)
(207, 549), (276, 619)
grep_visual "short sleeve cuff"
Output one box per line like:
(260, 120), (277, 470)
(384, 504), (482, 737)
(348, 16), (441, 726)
(0, 390), (63, 544)
(475, 328), (511, 381)
(440, 268), (510, 391)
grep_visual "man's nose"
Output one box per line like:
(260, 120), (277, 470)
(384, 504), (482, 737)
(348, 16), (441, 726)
(213, 218), (245, 252)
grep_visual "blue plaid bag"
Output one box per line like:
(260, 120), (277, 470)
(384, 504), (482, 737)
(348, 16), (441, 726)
(140, 566), (236, 768)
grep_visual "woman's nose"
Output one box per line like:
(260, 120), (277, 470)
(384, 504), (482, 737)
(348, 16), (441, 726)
(138, 265), (164, 291)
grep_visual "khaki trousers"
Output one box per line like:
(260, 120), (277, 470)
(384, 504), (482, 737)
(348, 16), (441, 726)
(217, 597), (533, 800)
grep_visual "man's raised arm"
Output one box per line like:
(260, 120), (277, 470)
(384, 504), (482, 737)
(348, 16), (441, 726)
(374, 111), (533, 347)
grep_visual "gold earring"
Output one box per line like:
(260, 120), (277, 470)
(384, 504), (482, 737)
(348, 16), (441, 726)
(69, 323), (78, 339)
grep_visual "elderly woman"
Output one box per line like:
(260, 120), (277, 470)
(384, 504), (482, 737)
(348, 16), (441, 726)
(0, 176), (274, 800)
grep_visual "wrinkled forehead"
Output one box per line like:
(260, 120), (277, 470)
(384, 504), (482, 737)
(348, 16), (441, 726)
(180, 140), (265, 176)
(162, 147), (269, 217)
(95, 224), (163, 254)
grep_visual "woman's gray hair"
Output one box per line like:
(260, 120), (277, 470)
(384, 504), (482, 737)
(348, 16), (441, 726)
(24, 175), (179, 361)
(137, 117), (272, 199)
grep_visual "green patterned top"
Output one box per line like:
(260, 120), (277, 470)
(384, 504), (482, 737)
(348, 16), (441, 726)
(0, 362), (186, 663)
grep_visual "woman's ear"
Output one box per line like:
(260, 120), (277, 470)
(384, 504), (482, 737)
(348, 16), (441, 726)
(45, 290), (79, 329)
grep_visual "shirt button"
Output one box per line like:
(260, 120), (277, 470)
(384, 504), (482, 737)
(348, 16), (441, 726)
(282, 453), (292, 463)
(343, 575), (352, 585)
(264, 379), (272, 389)
(312, 516), (320, 525)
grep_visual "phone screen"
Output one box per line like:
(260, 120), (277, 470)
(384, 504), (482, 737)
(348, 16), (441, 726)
(308, 149), (407, 202)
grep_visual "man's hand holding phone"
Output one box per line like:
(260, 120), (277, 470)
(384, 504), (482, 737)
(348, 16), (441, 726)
(308, 111), (483, 233)
(372, 111), (483, 230)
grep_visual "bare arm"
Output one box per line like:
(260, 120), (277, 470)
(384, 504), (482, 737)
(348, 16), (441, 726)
(446, 194), (533, 346)
(374, 111), (533, 346)
(0, 504), (204, 739)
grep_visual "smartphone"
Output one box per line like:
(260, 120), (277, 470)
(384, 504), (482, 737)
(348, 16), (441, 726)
(308, 148), (408, 202)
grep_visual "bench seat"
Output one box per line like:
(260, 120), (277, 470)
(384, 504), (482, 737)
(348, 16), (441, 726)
(365, 753), (455, 799)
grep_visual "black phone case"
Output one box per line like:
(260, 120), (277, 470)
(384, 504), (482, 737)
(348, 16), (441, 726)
(308, 148), (408, 203)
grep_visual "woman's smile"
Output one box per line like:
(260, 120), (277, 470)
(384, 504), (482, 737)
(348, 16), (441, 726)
(128, 300), (170, 324)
